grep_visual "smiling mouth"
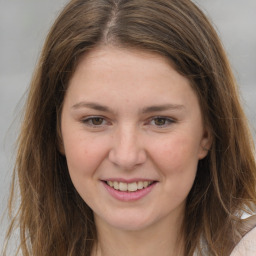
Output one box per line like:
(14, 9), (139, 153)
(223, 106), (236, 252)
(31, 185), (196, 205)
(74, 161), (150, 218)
(104, 180), (155, 192)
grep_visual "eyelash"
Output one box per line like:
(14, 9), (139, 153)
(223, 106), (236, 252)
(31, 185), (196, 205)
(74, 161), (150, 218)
(81, 115), (175, 129)
(81, 116), (109, 127)
(147, 116), (175, 128)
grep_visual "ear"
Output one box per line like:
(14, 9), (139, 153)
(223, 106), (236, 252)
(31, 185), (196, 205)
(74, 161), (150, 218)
(198, 126), (212, 160)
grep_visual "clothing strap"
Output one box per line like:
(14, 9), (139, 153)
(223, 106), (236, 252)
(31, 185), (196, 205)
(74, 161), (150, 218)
(238, 215), (256, 238)
(229, 215), (256, 255)
(226, 215), (256, 255)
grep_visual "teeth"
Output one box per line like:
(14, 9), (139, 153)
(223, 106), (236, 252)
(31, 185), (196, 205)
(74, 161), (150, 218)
(143, 181), (149, 188)
(137, 181), (144, 189)
(113, 181), (119, 190)
(106, 180), (153, 192)
(119, 182), (128, 191)
(128, 182), (137, 192)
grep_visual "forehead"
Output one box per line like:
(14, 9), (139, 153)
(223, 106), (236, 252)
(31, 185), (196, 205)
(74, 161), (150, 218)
(64, 45), (200, 114)
(75, 46), (177, 77)
(69, 45), (190, 90)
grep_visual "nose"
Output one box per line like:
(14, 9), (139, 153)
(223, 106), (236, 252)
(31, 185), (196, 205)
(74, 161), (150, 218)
(108, 125), (147, 170)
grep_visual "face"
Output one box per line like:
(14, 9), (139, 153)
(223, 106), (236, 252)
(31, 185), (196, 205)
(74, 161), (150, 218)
(61, 46), (211, 232)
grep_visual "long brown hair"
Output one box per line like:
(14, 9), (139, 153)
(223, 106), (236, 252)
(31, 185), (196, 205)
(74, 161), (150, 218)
(4, 0), (256, 255)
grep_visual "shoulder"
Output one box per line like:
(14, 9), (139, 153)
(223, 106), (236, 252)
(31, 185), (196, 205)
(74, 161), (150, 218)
(230, 226), (256, 256)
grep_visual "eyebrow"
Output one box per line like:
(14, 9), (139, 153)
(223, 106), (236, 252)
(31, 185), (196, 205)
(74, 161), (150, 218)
(141, 104), (185, 113)
(72, 102), (111, 112)
(72, 101), (184, 113)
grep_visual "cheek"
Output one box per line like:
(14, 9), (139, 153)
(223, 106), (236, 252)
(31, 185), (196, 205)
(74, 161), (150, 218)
(149, 135), (200, 175)
(63, 134), (110, 203)
(63, 131), (109, 177)
(148, 136), (199, 211)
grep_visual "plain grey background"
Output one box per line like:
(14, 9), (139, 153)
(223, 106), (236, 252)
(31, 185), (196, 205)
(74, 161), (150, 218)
(1, 0), (256, 249)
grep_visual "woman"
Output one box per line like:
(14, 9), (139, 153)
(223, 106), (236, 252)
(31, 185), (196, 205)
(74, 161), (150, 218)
(4, 0), (256, 255)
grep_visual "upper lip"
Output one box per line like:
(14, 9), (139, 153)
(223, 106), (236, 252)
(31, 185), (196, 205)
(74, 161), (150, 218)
(102, 178), (157, 183)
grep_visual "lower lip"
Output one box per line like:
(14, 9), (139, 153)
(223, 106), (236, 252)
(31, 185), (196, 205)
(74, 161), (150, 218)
(102, 182), (157, 202)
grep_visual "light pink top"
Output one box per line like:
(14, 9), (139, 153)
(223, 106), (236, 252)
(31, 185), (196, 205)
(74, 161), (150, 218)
(230, 227), (256, 256)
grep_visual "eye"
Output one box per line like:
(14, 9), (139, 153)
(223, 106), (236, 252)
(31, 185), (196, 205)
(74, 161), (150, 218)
(149, 116), (175, 127)
(81, 116), (108, 127)
(153, 117), (168, 126)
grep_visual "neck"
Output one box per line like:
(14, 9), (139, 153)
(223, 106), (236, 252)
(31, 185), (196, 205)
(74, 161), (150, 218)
(92, 214), (185, 256)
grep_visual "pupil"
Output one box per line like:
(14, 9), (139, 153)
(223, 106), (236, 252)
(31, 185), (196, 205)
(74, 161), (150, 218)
(92, 118), (103, 125)
(155, 118), (165, 125)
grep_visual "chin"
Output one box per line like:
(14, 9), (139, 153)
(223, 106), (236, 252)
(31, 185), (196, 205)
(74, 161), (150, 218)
(96, 211), (156, 232)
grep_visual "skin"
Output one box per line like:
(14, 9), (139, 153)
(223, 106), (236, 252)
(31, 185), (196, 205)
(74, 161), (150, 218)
(61, 45), (211, 256)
